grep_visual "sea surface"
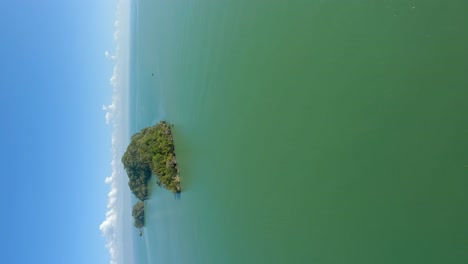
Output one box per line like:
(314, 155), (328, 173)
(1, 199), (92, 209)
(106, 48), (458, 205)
(128, 1), (468, 263)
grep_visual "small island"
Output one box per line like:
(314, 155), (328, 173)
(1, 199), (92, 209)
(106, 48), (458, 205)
(132, 201), (144, 235)
(121, 121), (181, 234)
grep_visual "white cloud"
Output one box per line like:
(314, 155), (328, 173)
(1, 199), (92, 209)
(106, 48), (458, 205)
(100, 119), (122, 264)
(101, 1), (130, 264)
(105, 51), (117, 61)
(100, 152), (120, 264)
(103, 94), (119, 125)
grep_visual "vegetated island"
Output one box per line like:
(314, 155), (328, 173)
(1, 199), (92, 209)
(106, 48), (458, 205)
(122, 121), (181, 235)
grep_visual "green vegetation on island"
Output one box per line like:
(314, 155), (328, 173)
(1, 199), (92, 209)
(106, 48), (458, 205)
(122, 121), (181, 233)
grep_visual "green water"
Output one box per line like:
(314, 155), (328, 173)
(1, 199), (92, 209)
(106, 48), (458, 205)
(130, 1), (468, 263)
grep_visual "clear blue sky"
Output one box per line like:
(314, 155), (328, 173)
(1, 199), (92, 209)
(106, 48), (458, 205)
(0, 1), (119, 263)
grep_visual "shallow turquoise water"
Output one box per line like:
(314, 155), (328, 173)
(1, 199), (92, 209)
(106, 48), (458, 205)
(129, 1), (468, 263)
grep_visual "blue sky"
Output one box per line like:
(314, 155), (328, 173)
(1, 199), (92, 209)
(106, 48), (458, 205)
(0, 1), (127, 263)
